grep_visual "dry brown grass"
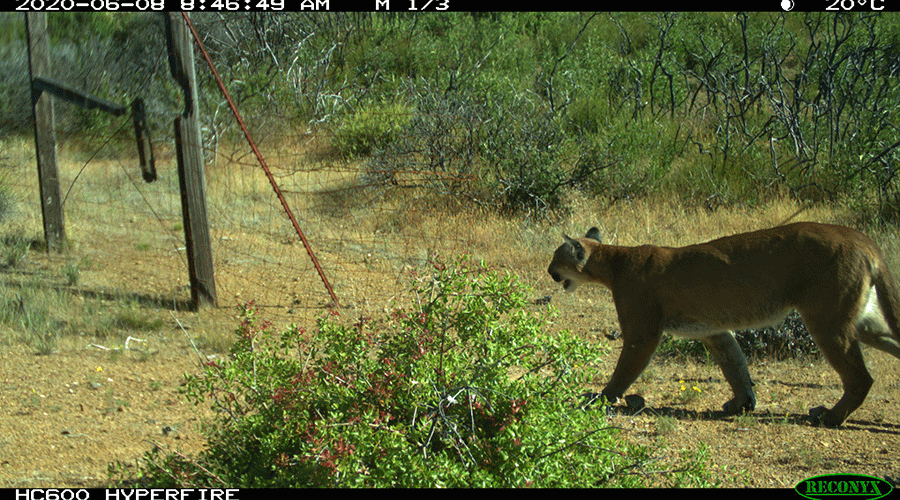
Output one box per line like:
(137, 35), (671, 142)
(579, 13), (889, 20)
(2, 133), (883, 345)
(3, 136), (900, 487)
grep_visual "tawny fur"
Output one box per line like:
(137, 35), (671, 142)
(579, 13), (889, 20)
(548, 222), (900, 427)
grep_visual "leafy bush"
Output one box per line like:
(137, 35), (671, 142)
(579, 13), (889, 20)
(362, 82), (486, 199)
(123, 257), (714, 488)
(7, 13), (900, 218)
(332, 101), (413, 157)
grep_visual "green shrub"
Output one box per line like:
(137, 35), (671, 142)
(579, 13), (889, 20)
(122, 256), (715, 488)
(333, 101), (413, 157)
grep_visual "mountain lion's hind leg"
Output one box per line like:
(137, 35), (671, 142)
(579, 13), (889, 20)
(804, 320), (873, 427)
(700, 333), (756, 414)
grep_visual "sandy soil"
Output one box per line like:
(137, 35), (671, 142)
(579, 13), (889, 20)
(1, 209), (899, 489)
(2, 281), (899, 489)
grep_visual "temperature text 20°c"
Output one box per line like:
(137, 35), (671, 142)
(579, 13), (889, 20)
(826, 0), (885, 10)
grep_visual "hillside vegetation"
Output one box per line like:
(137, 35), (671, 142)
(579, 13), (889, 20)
(3, 12), (900, 487)
(2, 12), (900, 221)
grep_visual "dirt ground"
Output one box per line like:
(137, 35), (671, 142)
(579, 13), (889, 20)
(596, 342), (900, 488)
(2, 296), (900, 488)
(0, 333), (212, 487)
(1, 241), (900, 489)
(551, 290), (900, 489)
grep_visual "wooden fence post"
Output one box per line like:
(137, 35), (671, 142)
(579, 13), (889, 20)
(166, 13), (217, 309)
(26, 13), (66, 252)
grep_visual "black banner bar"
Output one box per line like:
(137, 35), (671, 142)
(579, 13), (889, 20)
(8, 0), (899, 12)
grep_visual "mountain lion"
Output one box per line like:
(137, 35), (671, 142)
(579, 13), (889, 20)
(548, 222), (900, 427)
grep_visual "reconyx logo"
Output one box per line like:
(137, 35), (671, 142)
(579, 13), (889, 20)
(795, 474), (893, 500)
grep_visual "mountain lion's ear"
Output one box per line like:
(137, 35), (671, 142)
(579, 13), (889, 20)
(563, 236), (586, 261)
(585, 227), (602, 243)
